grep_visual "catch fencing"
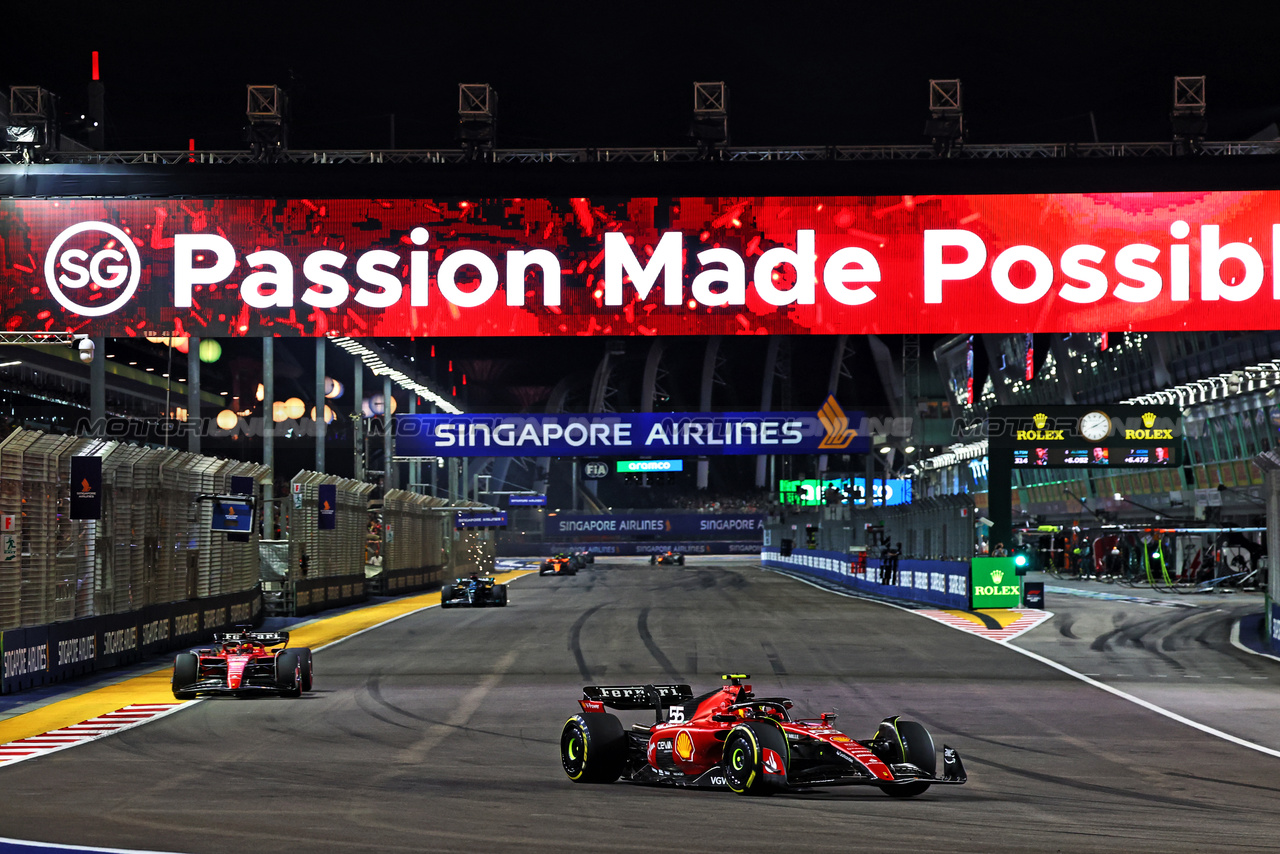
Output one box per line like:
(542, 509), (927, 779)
(0, 428), (268, 632)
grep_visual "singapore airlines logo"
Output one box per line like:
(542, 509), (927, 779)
(1142, 412), (1157, 428)
(817, 395), (857, 450)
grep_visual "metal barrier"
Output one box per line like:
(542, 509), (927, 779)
(0, 429), (267, 632)
(761, 546), (970, 610)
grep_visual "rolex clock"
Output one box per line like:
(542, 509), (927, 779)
(1079, 410), (1112, 442)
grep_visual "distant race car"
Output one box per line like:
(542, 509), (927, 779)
(574, 550), (595, 565)
(171, 627), (313, 700)
(650, 550), (685, 566)
(560, 674), (966, 797)
(441, 574), (509, 608)
(540, 554), (580, 576)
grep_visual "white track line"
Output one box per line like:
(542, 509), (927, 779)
(764, 564), (1280, 761)
(1229, 618), (1280, 665)
(0, 835), (186, 853)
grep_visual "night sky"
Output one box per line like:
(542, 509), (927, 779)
(2, 4), (1278, 151)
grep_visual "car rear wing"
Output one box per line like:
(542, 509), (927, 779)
(212, 629), (290, 647)
(582, 684), (693, 710)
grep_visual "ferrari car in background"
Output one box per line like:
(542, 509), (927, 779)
(650, 550), (685, 566)
(560, 674), (966, 797)
(441, 574), (509, 608)
(171, 627), (313, 700)
(540, 554), (580, 575)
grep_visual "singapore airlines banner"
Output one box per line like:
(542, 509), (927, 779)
(5, 193), (1280, 337)
(396, 397), (870, 457)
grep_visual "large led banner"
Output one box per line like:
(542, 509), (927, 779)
(7, 193), (1280, 337)
(395, 398), (869, 457)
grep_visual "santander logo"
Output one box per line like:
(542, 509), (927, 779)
(43, 221), (142, 317)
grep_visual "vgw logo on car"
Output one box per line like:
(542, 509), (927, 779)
(44, 222), (142, 317)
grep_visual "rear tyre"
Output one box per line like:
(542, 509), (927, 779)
(561, 713), (626, 783)
(677, 555), (685, 566)
(650, 555), (657, 565)
(494, 585), (508, 607)
(440, 585), (455, 608)
(877, 718), (934, 798)
(172, 652), (198, 700)
(723, 722), (788, 795)
(291, 647), (314, 692)
(275, 651), (303, 698)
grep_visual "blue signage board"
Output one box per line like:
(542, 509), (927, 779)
(509, 494), (548, 506)
(396, 395), (868, 458)
(71, 455), (102, 520)
(318, 484), (337, 530)
(546, 513), (763, 538)
(456, 511), (508, 528)
(211, 501), (253, 533)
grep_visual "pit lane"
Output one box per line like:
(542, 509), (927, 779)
(1, 558), (1278, 853)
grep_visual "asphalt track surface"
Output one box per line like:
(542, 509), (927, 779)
(2, 559), (1280, 853)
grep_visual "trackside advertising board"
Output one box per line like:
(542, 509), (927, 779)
(970, 557), (1023, 608)
(396, 399), (868, 457)
(546, 514), (763, 538)
(12, 193), (1280, 337)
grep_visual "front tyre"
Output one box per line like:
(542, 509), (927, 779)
(440, 585), (455, 608)
(722, 722), (788, 795)
(561, 713), (626, 783)
(172, 652), (198, 700)
(877, 717), (935, 798)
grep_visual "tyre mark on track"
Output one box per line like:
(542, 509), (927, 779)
(760, 640), (788, 677)
(381, 646), (520, 774)
(637, 607), (682, 680)
(569, 603), (606, 681)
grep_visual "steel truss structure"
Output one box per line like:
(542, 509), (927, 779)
(3, 139), (1279, 167)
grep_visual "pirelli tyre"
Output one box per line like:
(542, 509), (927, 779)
(677, 555), (685, 565)
(723, 721), (789, 795)
(440, 585), (456, 608)
(275, 651), (303, 698)
(172, 652), (198, 700)
(561, 712), (626, 783)
(539, 564), (551, 576)
(649, 555), (657, 565)
(877, 717), (935, 798)
(292, 647), (314, 692)
(493, 585), (509, 607)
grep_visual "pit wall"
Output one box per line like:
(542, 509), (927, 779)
(760, 547), (969, 610)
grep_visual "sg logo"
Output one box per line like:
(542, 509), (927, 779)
(44, 222), (142, 317)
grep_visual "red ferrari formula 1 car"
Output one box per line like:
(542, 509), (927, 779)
(171, 627), (313, 700)
(560, 675), (966, 797)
